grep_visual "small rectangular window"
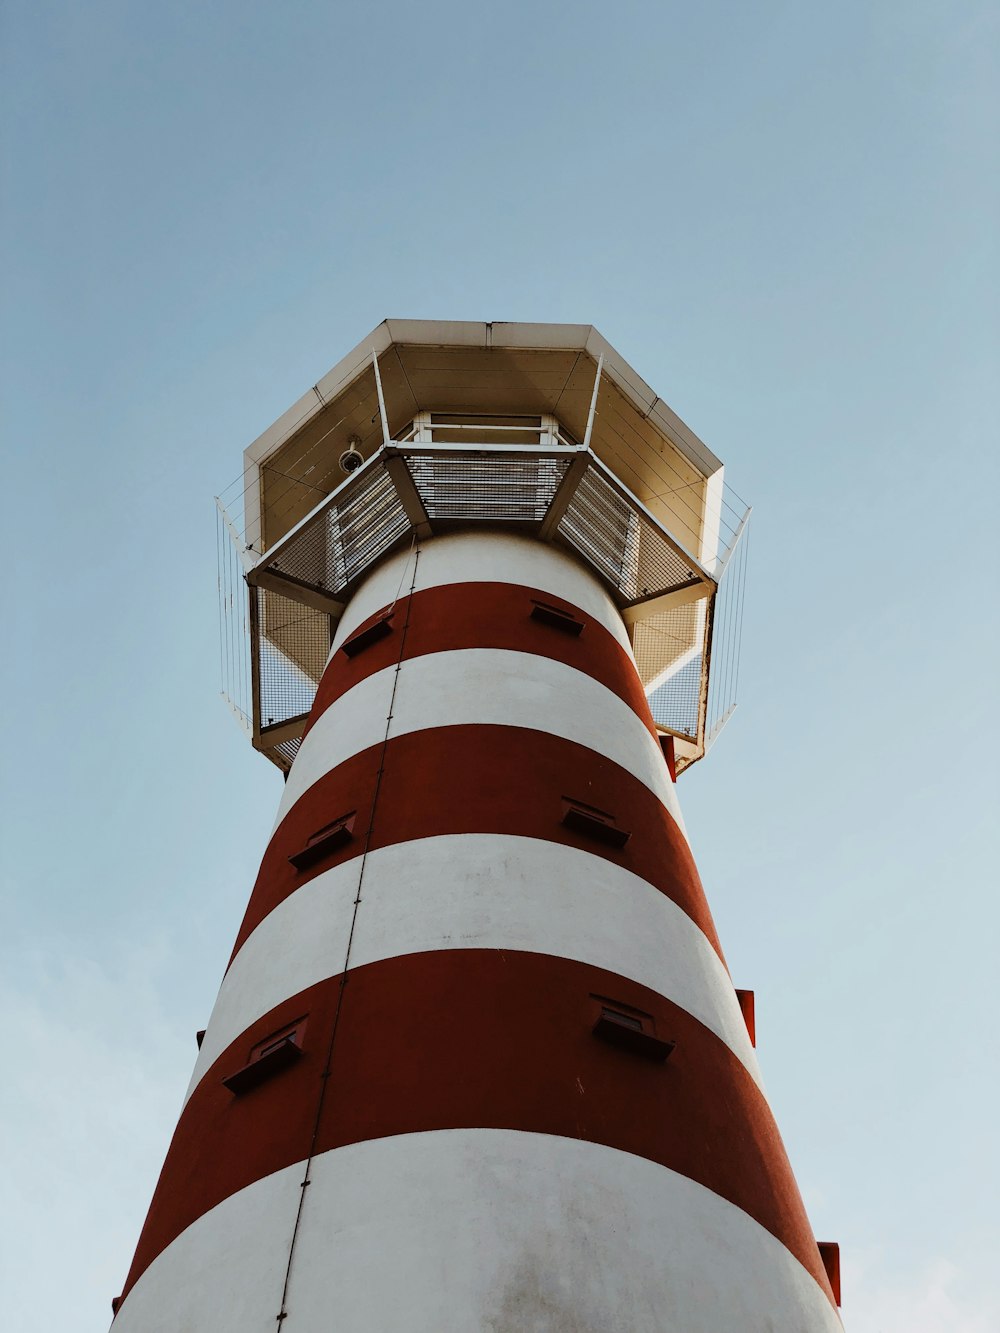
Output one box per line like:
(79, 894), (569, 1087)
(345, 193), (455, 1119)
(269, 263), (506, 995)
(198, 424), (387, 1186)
(341, 612), (393, 658)
(590, 995), (674, 1062)
(257, 1033), (295, 1059)
(288, 812), (356, 872)
(223, 1017), (307, 1095)
(530, 600), (585, 636)
(561, 798), (631, 849)
(600, 1006), (643, 1031)
(248, 1017), (306, 1063)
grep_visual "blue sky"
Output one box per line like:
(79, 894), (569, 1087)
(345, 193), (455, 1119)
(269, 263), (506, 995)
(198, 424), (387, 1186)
(2, 2), (998, 1328)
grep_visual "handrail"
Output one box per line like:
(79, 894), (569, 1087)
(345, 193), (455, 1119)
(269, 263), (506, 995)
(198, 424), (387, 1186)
(395, 419), (579, 448)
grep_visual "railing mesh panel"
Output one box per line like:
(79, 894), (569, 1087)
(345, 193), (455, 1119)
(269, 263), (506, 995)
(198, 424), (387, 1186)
(232, 445), (749, 776)
(558, 467), (698, 599)
(270, 737), (303, 769)
(631, 599), (700, 680)
(338, 467), (411, 583)
(406, 453), (569, 521)
(646, 647), (705, 740)
(633, 508), (701, 602)
(266, 466), (409, 597)
(256, 587), (329, 729)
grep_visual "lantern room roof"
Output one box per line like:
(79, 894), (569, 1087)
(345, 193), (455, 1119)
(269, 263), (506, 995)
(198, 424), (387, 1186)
(242, 320), (723, 560)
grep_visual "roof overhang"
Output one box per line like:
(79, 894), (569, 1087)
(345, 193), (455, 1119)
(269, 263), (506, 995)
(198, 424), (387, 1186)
(242, 321), (723, 562)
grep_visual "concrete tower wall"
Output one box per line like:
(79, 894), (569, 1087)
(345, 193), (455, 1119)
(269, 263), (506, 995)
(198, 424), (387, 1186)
(115, 530), (840, 1331)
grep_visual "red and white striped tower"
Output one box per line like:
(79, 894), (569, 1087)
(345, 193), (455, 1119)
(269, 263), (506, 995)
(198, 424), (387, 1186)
(116, 323), (841, 1330)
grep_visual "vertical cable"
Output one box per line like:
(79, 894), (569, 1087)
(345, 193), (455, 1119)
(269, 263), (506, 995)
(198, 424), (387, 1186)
(273, 545), (421, 1326)
(732, 522), (750, 706)
(216, 507), (226, 699)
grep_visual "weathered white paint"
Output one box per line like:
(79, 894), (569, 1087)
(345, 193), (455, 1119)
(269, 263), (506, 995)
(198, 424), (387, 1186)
(114, 1149), (301, 1332)
(330, 528), (635, 657)
(115, 1131), (840, 1333)
(186, 834), (756, 1102)
(276, 648), (684, 835)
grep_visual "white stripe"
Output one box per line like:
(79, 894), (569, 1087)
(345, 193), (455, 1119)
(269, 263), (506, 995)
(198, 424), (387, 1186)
(186, 834), (756, 1103)
(114, 1132), (841, 1333)
(331, 527), (635, 657)
(277, 647), (685, 835)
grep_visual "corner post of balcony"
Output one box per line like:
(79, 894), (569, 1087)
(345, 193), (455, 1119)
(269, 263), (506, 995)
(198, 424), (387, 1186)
(383, 447), (434, 541)
(538, 449), (591, 541)
(540, 351), (603, 541)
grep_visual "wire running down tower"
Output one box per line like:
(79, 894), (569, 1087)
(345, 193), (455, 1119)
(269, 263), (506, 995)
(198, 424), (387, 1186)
(117, 321), (840, 1331)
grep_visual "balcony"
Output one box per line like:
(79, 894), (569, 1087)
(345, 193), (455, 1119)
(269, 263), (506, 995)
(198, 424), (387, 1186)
(215, 322), (749, 775)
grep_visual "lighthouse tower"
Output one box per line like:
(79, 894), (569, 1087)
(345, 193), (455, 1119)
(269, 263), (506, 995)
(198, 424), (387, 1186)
(115, 322), (841, 1331)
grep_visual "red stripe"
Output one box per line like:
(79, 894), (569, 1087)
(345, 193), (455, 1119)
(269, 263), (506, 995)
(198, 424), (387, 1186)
(122, 951), (833, 1307)
(230, 724), (721, 962)
(303, 581), (657, 739)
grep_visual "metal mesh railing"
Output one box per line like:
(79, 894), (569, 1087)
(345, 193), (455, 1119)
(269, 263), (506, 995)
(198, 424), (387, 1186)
(271, 736), (303, 767)
(558, 466), (638, 589)
(632, 599), (707, 739)
(648, 651), (705, 741)
(558, 465), (699, 601)
(406, 453), (569, 521)
(216, 502), (253, 737)
(266, 465), (409, 599)
(216, 401), (749, 583)
(339, 466), (412, 584)
(705, 515), (750, 748)
(220, 435), (749, 775)
(632, 507), (702, 602)
(256, 587), (330, 730)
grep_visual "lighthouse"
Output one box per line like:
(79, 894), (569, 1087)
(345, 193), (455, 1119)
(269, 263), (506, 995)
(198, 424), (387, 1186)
(115, 321), (841, 1330)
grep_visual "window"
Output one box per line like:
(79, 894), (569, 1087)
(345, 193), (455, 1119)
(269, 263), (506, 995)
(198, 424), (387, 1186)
(590, 995), (675, 1062)
(341, 612), (393, 659)
(600, 1006), (643, 1031)
(223, 1016), (307, 1095)
(288, 812), (356, 872)
(403, 411), (574, 448)
(561, 798), (631, 849)
(530, 599), (585, 636)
